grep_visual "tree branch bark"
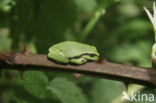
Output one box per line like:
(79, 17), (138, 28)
(0, 52), (156, 87)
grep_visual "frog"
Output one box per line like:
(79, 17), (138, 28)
(48, 41), (99, 65)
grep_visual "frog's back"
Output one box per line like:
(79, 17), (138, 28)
(50, 41), (99, 58)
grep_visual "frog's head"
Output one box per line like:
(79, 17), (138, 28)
(48, 47), (69, 64)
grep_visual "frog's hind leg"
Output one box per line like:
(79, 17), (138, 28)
(82, 55), (99, 61)
(70, 58), (87, 65)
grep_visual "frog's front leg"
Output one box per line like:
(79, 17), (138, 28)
(48, 52), (69, 64)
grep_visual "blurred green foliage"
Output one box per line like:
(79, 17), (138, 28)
(0, 0), (156, 103)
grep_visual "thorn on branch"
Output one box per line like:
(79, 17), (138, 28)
(95, 58), (107, 63)
(19, 70), (25, 80)
(21, 45), (31, 55)
(73, 73), (82, 80)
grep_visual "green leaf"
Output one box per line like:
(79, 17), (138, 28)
(22, 71), (49, 97)
(47, 77), (88, 103)
(90, 79), (124, 103)
(12, 71), (49, 98)
(11, 71), (62, 103)
(74, 0), (97, 13)
(109, 40), (152, 67)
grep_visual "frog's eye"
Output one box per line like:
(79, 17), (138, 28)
(89, 54), (95, 57)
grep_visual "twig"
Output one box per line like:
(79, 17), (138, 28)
(0, 52), (156, 87)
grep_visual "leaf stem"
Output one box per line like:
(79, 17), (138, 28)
(78, 8), (105, 42)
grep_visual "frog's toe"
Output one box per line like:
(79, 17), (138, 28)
(48, 53), (69, 64)
(82, 55), (99, 61)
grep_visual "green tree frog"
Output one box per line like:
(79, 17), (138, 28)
(48, 41), (99, 65)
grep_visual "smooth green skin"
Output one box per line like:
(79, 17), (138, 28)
(48, 41), (99, 65)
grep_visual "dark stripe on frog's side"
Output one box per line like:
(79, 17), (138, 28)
(48, 56), (89, 66)
(68, 53), (99, 60)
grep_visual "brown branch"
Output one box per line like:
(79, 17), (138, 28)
(0, 52), (156, 87)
